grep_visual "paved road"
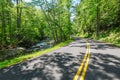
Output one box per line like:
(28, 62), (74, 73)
(85, 39), (120, 80)
(0, 38), (120, 80)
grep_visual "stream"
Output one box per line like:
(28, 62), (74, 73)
(0, 40), (55, 61)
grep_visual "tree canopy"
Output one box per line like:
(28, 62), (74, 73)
(0, 0), (120, 49)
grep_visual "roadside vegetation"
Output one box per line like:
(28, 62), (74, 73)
(0, 40), (72, 69)
(0, 0), (73, 68)
(73, 0), (120, 47)
(80, 28), (120, 47)
(0, 0), (120, 68)
(99, 28), (120, 47)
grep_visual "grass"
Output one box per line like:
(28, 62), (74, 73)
(96, 28), (120, 47)
(79, 28), (120, 47)
(0, 40), (72, 69)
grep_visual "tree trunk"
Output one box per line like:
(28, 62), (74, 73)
(39, 0), (56, 42)
(1, 3), (6, 46)
(52, 0), (59, 43)
(96, 0), (100, 38)
(117, 0), (120, 27)
(16, 0), (22, 30)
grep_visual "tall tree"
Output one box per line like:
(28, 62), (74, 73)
(1, 0), (6, 47)
(16, 0), (23, 30)
(96, 0), (100, 38)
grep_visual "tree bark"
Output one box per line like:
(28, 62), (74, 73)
(1, 3), (6, 46)
(96, 0), (100, 38)
(39, 0), (57, 42)
(16, 0), (22, 30)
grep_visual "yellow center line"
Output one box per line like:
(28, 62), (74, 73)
(73, 42), (90, 80)
(79, 47), (90, 80)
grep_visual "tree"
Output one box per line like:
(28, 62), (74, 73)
(74, 0), (119, 38)
(96, 0), (100, 38)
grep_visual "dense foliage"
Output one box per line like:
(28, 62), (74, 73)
(0, 0), (73, 49)
(0, 0), (120, 67)
(0, 0), (120, 49)
(74, 0), (120, 38)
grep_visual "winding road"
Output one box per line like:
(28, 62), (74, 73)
(0, 38), (120, 80)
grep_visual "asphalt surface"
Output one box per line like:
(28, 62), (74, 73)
(85, 39), (120, 80)
(0, 38), (120, 80)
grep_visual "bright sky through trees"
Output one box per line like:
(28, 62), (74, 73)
(0, 0), (120, 70)
(24, 0), (32, 2)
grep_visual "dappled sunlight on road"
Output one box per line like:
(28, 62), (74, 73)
(0, 39), (120, 80)
(0, 40), (87, 80)
(85, 40), (120, 80)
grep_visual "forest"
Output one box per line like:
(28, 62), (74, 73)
(0, 0), (73, 49)
(0, 0), (120, 65)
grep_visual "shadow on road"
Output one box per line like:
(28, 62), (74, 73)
(69, 39), (118, 50)
(87, 39), (118, 50)
(86, 53), (120, 80)
(0, 52), (84, 80)
(0, 39), (120, 80)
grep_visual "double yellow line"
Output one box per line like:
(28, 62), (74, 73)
(73, 42), (91, 80)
